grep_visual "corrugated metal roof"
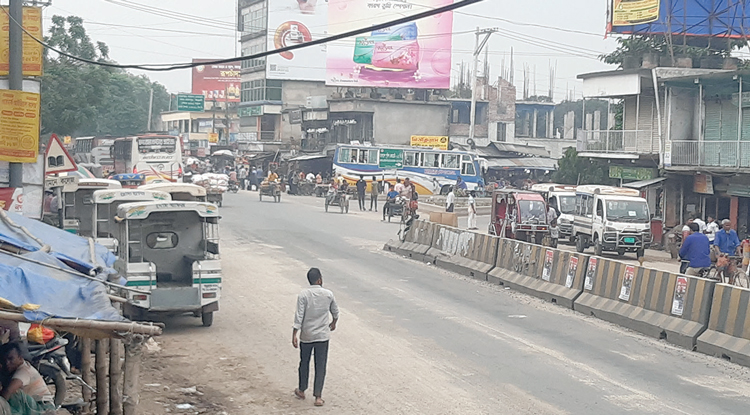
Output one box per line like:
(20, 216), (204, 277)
(485, 157), (557, 170)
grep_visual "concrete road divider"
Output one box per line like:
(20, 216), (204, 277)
(428, 225), (499, 281)
(574, 258), (714, 350)
(383, 220), (435, 262)
(487, 239), (588, 309)
(696, 284), (750, 366)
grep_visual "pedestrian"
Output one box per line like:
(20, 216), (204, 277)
(705, 216), (719, 243)
(446, 187), (455, 213)
(356, 175), (367, 211)
(467, 190), (477, 229)
(679, 222), (711, 276)
(714, 219), (741, 256)
(383, 184), (399, 220)
(369, 176), (379, 212)
(693, 215), (706, 233)
(238, 166), (248, 190)
(394, 178), (404, 194)
(293, 268), (339, 407)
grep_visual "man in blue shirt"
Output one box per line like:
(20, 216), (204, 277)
(383, 185), (400, 220)
(679, 223), (711, 276)
(713, 219), (741, 256)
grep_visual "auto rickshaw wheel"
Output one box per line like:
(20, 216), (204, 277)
(202, 311), (214, 327)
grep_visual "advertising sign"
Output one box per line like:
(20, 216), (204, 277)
(267, 0), (327, 81)
(693, 173), (714, 195)
(0, 6), (43, 76)
(542, 250), (554, 281)
(609, 166), (654, 180)
(192, 59), (240, 103)
(0, 187), (22, 214)
(177, 94), (205, 112)
(619, 265), (636, 301)
(0, 90), (40, 163)
(208, 133), (219, 144)
(611, 0), (660, 26)
(584, 257), (597, 291)
(671, 276), (688, 316)
(327, 0), (454, 89)
(410, 135), (449, 150)
(378, 148), (403, 169)
(565, 256), (579, 288)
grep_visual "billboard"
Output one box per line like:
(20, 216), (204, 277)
(326, 0), (454, 89)
(191, 59), (241, 102)
(609, 0), (750, 38)
(267, 0), (328, 81)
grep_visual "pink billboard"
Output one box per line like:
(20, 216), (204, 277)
(326, 0), (454, 89)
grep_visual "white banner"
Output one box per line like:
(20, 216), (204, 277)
(266, 0), (328, 81)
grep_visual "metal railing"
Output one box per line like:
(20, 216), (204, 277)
(576, 129), (660, 155)
(671, 140), (750, 168)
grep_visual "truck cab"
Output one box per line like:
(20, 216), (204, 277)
(572, 185), (652, 258)
(530, 184), (577, 243)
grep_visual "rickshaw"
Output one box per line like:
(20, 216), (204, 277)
(111, 173), (146, 189)
(91, 189), (171, 252)
(489, 189), (550, 245)
(139, 182), (208, 202)
(115, 201), (221, 326)
(259, 180), (282, 203)
(62, 179), (122, 236)
(324, 186), (350, 213)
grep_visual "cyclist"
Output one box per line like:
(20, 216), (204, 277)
(679, 222), (711, 277)
(713, 219), (741, 256)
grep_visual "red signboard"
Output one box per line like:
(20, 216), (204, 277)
(191, 59), (241, 103)
(0, 187), (23, 214)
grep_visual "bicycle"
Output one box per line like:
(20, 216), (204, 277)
(711, 255), (749, 288)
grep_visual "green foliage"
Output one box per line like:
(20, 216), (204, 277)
(552, 148), (615, 186)
(600, 35), (748, 66)
(41, 16), (170, 136)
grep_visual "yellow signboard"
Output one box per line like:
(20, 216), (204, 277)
(0, 90), (40, 163)
(208, 133), (219, 143)
(611, 0), (659, 26)
(410, 135), (449, 150)
(63, 136), (71, 145)
(0, 7), (43, 76)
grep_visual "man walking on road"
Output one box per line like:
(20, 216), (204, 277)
(369, 176), (379, 212)
(356, 176), (367, 211)
(467, 190), (477, 229)
(293, 268), (339, 407)
(446, 187), (455, 213)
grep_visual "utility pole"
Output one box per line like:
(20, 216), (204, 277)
(146, 88), (154, 131)
(469, 27), (497, 142)
(8, 0), (23, 188)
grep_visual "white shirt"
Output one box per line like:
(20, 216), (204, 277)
(706, 221), (720, 242)
(306, 173), (315, 181)
(293, 285), (340, 343)
(446, 192), (455, 207)
(467, 194), (475, 212)
(394, 183), (404, 194)
(694, 218), (707, 233)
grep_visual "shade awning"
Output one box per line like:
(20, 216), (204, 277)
(289, 154), (329, 161)
(623, 177), (667, 189)
(485, 157), (557, 170)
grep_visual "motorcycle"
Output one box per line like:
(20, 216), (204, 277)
(228, 181), (240, 193)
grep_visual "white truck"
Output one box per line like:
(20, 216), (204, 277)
(530, 184), (577, 243)
(572, 185), (652, 258)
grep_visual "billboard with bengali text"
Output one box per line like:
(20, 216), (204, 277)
(267, 0), (328, 81)
(326, 0), (454, 89)
(192, 59), (241, 103)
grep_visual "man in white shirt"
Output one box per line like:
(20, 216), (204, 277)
(394, 178), (404, 195)
(306, 172), (315, 182)
(467, 191), (477, 229)
(446, 187), (455, 213)
(705, 216), (720, 243)
(693, 216), (707, 233)
(292, 268), (339, 407)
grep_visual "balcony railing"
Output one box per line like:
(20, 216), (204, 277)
(671, 140), (750, 168)
(576, 129), (660, 155)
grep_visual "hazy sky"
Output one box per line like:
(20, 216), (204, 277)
(44, 0), (618, 101)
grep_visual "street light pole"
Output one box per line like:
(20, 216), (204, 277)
(468, 27), (497, 143)
(8, 0), (23, 188)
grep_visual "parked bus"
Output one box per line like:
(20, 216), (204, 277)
(113, 134), (183, 183)
(74, 136), (115, 168)
(332, 144), (482, 195)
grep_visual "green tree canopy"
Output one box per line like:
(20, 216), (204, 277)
(551, 147), (616, 186)
(41, 15), (170, 136)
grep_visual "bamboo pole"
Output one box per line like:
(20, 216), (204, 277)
(95, 339), (110, 415)
(122, 337), (144, 415)
(110, 339), (124, 415)
(0, 310), (163, 336)
(80, 338), (93, 411)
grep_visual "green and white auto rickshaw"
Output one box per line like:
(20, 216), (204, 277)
(115, 201), (221, 326)
(63, 179), (122, 235)
(91, 189), (171, 253)
(139, 182), (207, 202)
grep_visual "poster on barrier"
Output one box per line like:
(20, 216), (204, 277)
(542, 250), (554, 281)
(671, 276), (688, 316)
(619, 265), (635, 301)
(584, 258), (597, 291)
(565, 256), (578, 288)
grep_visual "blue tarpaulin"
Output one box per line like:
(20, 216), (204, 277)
(0, 251), (123, 321)
(0, 211), (116, 278)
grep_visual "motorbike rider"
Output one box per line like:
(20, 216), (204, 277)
(383, 185), (399, 220)
(679, 222), (711, 277)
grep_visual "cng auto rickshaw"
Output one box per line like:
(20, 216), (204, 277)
(139, 182), (208, 202)
(489, 189), (550, 245)
(62, 179), (122, 236)
(91, 189), (171, 252)
(115, 201), (221, 326)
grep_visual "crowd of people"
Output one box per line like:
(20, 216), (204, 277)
(679, 215), (745, 280)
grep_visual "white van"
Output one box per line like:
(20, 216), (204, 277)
(572, 185), (652, 258)
(530, 184), (577, 243)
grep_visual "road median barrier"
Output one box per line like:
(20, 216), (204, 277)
(696, 284), (750, 366)
(427, 225), (498, 281)
(488, 239), (587, 308)
(574, 258), (714, 350)
(383, 220), (436, 262)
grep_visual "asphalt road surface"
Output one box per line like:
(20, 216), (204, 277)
(140, 191), (750, 414)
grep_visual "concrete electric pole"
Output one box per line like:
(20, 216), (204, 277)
(468, 27), (497, 142)
(8, 0), (23, 188)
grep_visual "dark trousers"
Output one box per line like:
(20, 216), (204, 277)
(358, 193), (366, 210)
(298, 341), (329, 397)
(446, 204), (454, 213)
(370, 194), (378, 211)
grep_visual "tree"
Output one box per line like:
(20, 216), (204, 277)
(41, 16), (170, 136)
(552, 147), (616, 186)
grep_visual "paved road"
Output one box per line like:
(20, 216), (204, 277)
(162, 191), (750, 414)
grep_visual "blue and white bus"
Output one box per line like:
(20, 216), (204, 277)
(332, 144), (482, 195)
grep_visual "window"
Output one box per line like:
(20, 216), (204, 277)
(596, 200), (604, 218)
(423, 153), (439, 168)
(586, 196), (594, 218)
(113, 140), (132, 161)
(441, 154), (459, 169)
(241, 79), (282, 103)
(146, 232), (179, 249)
(241, 43), (266, 70)
(364, 149), (378, 165)
(404, 152), (418, 166)
(240, 2), (267, 36)
(461, 155), (476, 176)
(338, 148), (351, 163)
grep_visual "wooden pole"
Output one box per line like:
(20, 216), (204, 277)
(110, 339), (124, 415)
(80, 338), (93, 411)
(123, 337), (144, 415)
(0, 310), (163, 336)
(95, 339), (110, 415)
